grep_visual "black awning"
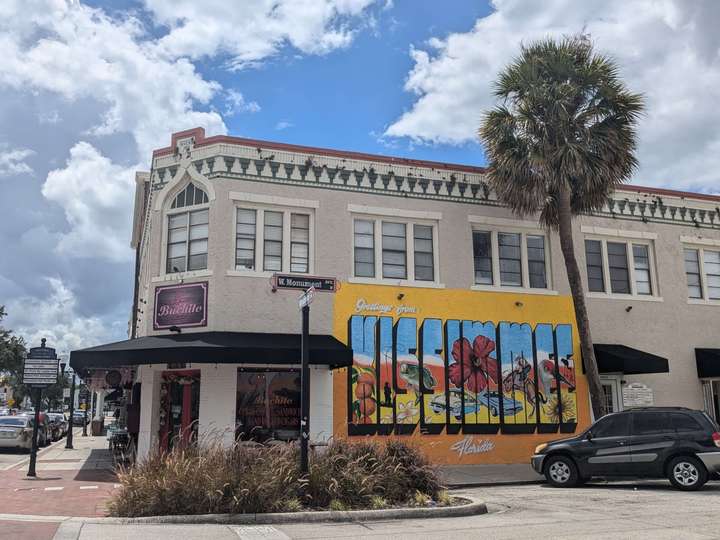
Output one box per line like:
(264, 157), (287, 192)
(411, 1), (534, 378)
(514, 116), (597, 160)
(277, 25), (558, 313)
(70, 331), (352, 372)
(105, 388), (123, 402)
(696, 349), (720, 378)
(592, 344), (669, 375)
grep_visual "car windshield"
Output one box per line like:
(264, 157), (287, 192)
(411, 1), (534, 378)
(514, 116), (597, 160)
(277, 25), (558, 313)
(0, 417), (28, 427)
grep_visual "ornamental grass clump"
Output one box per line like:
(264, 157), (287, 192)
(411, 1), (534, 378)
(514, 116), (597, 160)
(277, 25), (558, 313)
(108, 438), (444, 517)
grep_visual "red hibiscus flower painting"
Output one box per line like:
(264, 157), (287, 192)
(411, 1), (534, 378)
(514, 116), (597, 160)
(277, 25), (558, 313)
(449, 335), (499, 393)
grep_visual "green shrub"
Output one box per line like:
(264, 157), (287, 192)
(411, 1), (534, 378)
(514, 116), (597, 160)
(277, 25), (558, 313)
(108, 438), (444, 517)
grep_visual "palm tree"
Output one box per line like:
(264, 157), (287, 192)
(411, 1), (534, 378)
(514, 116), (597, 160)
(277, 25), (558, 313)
(479, 36), (644, 419)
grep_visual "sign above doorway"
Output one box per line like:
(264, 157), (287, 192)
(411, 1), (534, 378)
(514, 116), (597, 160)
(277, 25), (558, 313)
(154, 281), (208, 330)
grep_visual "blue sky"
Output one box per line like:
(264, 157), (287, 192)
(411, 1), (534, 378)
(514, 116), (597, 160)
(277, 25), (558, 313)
(2, 0), (720, 354)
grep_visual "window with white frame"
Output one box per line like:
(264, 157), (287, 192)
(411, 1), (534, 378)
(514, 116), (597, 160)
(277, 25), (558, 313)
(685, 246), (720, 300)
(234, 206), (313, 274)
(583, 237), (657, 297)
(166, 183), (209, 274)
(472, 229), (550, 290)
(352, 218), (438, 283)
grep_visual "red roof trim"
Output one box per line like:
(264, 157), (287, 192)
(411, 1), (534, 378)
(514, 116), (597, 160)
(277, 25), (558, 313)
(153, 128), (486, 174)
(616, 185), (720, 204)
(154, 128), (720, 203)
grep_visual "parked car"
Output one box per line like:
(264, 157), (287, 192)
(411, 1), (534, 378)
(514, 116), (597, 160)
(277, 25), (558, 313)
(0, 416), (34, 451)
(0, 415), (50, 450)
(531, 407), (720, 491)
(47, 413), (67, 440)
(72, 411), (88, 426)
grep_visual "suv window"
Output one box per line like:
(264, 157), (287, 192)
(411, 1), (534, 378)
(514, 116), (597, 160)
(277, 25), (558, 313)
(632, 411), (672, 435)
(592, 413), (630, 437)
(669, 412), (703, 432)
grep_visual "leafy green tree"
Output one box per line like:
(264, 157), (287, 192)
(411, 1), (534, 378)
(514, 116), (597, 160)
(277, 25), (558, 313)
(479, 36), (644, 419)
(0, 306), (68, 409)
(0, 305), (27, 405)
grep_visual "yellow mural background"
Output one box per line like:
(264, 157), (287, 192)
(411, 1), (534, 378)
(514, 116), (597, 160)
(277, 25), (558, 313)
(332, 283), (592, 465)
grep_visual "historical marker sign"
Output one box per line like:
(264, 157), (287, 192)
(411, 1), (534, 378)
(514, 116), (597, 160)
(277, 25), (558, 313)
(22, 343), (58, 387)
(273, 274), (337, 292)
(154, 281), (208, 330)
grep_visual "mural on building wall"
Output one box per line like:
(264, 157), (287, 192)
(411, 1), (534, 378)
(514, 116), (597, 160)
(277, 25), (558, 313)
(348, 315), (577, 436)
(333, 285), (590, 464)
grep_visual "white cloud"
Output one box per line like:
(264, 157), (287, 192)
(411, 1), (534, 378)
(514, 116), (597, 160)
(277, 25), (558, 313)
(385, 0), (720, 192)
(42, 142), (136, 262)
(145, 0), (379, 70)
(224, 89), (261, 116)
(5, 277), (115, 354)
(0, 146), (34, 177)
(37, 110), (61, 124)
(275, 120), (294, 130)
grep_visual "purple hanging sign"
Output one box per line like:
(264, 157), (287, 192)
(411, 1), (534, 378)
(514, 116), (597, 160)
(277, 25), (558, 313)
(154, 281), (208, 330)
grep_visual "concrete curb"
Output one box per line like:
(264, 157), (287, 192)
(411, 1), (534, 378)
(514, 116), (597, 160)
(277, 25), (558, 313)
(447, 479), (544, 489)
(65, 496), (487, 525)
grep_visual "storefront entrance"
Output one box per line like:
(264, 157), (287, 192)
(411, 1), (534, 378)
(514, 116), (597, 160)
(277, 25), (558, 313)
(159, 370), (200, 451)
(702, 380), (720, 422)
(236, 369), (301, 442)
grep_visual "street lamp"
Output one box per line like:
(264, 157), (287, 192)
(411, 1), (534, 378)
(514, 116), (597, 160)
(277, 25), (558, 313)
(64, 363), (76, 450)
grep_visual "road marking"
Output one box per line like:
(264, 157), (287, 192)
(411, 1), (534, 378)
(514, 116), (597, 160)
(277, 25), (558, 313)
(231, 525), (291, 539)
(113, 483), (121, 489)
(44, 487), (64, 491)
(79, 485), (98, 490)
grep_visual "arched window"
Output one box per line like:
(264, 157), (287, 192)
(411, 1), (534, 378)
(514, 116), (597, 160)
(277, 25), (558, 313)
(171, 182), (209, 209)
(166, 183), (210, 274)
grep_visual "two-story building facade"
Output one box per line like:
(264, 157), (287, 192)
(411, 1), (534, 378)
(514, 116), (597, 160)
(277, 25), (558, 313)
(70, 127), (720, 465)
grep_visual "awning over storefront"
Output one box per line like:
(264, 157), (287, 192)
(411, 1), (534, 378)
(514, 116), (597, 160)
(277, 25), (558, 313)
(696, 349), (720, 378)
(591, 344), (669, 375)
(70, 331), (353, 372)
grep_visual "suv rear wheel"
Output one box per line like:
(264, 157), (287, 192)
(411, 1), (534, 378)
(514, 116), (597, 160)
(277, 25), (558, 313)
(544, 455), (580, 488)
(667, 455), (708, 491)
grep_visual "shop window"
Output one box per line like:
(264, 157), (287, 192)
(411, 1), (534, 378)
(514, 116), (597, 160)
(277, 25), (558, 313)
(235, 209), (256, 270)
(263, 211), (283, 271)
(685, 246), (720, 301)
(233, 206), (313, 274)
(166, 183), (210, 274)
(352, 217), (439, 284)
(472, 231), (493, 285)
(353, 220), (375, 277)
(583, 237), (658, 298)
(471, 229), (550, 290)
(290, 214), (310, 273)
(413, 225), (434, 281)
(685, 248), (703, 299)
(236, 370), (300, 442)
(166, 208), (209, 274)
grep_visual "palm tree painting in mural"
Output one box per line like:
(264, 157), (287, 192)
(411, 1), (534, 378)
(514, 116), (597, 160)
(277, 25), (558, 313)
(479, 36), (644, 418)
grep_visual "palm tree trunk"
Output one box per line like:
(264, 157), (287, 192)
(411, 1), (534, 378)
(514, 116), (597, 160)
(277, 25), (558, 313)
(557, 187), (605, 420)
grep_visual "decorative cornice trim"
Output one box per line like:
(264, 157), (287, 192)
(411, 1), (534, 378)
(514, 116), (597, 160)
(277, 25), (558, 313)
(468, 215), (543, 230)
(680, 235), (720, 247)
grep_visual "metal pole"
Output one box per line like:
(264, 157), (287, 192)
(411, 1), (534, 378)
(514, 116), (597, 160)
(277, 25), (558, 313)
(82, 388), (88, 437)
(27, 388), (41, 477)
(66, 373), (75, 449)
(299, 304), (310, 474)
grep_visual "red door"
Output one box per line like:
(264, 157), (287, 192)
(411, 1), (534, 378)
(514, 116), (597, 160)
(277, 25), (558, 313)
(159, 370), (200, 452)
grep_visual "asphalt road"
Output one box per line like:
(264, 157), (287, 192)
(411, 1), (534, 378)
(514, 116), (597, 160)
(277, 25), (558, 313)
(50, 480), (720, 539)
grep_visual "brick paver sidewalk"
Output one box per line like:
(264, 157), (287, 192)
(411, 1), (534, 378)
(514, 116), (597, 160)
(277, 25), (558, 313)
(0, 430), (119, 518)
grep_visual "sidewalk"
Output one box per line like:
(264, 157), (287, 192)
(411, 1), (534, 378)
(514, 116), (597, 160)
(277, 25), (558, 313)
(0, 429), (119, 540)
(439, 463), (543, 487)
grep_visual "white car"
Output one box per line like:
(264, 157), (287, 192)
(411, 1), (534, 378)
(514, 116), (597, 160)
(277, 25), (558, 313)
(0, 416), (34, 451)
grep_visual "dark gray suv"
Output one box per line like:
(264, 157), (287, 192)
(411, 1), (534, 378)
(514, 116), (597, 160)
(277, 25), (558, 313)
(531, 407), (720, 490)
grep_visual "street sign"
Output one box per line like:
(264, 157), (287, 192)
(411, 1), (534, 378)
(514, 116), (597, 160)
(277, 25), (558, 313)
(273, 274), (337, 292)
(22, 340), (58, 388)
(298, 287), (315, 309)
